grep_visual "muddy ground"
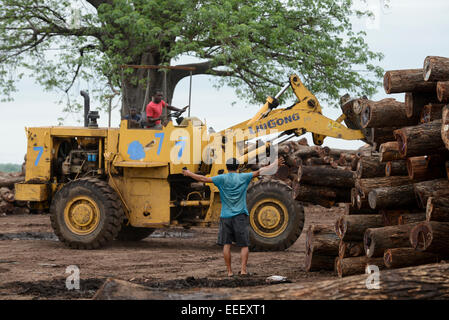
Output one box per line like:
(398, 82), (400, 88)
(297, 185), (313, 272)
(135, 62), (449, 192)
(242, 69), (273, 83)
(0, 204), (345, 300)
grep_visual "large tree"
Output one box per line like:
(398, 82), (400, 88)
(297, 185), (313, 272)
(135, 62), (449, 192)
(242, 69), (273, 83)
(0, 0), (383, 117)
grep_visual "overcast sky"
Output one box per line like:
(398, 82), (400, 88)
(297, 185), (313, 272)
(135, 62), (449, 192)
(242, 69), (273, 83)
(1, 0), (448, 164)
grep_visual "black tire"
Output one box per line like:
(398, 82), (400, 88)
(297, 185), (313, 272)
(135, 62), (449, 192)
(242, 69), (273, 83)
(246, 180), (304, 251)
(116, 223), (155, 241)
(50, 177), (125, 249)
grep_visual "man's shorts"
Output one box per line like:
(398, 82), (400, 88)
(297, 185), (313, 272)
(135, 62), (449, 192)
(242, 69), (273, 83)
(217, 213), (250, 247)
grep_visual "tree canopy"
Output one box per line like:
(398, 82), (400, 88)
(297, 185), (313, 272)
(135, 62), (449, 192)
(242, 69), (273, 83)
(0, 0), (383, 117)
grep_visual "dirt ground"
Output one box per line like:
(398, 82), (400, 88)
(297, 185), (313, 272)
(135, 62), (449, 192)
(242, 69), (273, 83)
(0, 204), (345, 300)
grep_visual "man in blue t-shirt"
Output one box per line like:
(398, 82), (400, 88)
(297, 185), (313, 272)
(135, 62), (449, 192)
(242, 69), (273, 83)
(182, 157), (283, 277)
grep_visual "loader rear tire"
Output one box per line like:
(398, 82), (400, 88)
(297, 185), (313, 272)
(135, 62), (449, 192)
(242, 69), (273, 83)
(247, 180), (304, 251)
(116, 223), (155, 241)
(50, 178), (125, 249)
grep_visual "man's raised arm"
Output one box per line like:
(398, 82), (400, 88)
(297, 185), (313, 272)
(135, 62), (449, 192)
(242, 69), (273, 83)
(182, 169), (213, 183)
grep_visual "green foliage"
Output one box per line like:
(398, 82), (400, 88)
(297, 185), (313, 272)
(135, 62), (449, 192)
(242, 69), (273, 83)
(0, 0), (383, 113)
(0, 163), (21, 172)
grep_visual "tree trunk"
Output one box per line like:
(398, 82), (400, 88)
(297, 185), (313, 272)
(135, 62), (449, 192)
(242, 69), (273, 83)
(437, 81), (449, 102)
(379, 141), (405, 162)
(306, 225), (340, 256)
(423, 56), (449, 81)
(297, 165), (355, 188)
(407, 156), (446, 180)
(0, 175), (24, 189)
(368, 127), (399, 146)
(410, 221), (449, 256)
(385, 160), (408, 177)
(383, 248), (440, 269)
(339, 240), (364, 258)
(398, 213), (426, 225)
(292, 183), (335, 208)
(420, 103), (445, 123)
(441, 106), (449, 150)
(413, 178), (449, 208)
(360, 99), (413, 128)
(356, 156), (386, 179)
(336, 256), (384, 278)
(381, 209), (408, 226)
(356, 176), (414, 198)
(368, 184), (416, 210)
(394, 120), (444, 157)
(364, 223), (421, 258)
(336, 214), (384, 242)
(383, 69), (437, 94)
(340, 98), (371, 144)
(405, 92), (439, 121)
(426, 197), (449, 222)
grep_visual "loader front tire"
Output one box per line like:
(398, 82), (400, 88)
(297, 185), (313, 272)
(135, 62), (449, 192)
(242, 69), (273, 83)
(50, 178), (124, 249)
(247, 180), (304, 251)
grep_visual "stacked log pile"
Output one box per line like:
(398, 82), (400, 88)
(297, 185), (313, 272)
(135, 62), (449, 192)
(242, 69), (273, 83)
(331, 56), (449, 276)
(0, 171), (28, 216)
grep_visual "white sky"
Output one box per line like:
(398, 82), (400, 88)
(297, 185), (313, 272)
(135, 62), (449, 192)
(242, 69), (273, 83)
(1, 0), (448, 163)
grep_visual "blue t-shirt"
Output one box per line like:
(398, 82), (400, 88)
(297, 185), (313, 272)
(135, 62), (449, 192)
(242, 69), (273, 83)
(212, 172), (254, 218)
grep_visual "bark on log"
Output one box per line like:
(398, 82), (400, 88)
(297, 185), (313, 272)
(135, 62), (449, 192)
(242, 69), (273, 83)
(426, 197), (449, 222)
(441, 106), (449, 150)
(437, 81), (449, 103)
(360, 99), (413, 128)
(344, 203), (378, 215)
(405, 92), (440, 120)
(394, 120), (444, 157)
(293, 183), (335, 208)
(423, 56), (449, 82)
(407, 156), (446, 180)
(297, 165), (355, 188)
(0, 175), (24, 189)
(385, 160), (408, 177)
(368, 184), (416, 210)
(379, 142), (405, 162)
(383, 248), (440, 269)
(364, 223), (421, 258)
(381, 209), (414, 226)
(398, 213), (426, 225)
(336, 256), (384, 278)
(339, 240), (364, 259)
(356, 156), (386, 179)
(420, 104), (445, 123)
(369, 127), (399, 146)
(356, 176), (414, 198)
(306, 225), (340, 256)
(336, 214), (384, 242)
(410, 221), (449, 256)
(384, 69), (437, 94)
(413, 179), (449, 208)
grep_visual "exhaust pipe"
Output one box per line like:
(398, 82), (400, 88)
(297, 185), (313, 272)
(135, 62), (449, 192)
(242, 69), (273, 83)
(80, 90), (90, 127)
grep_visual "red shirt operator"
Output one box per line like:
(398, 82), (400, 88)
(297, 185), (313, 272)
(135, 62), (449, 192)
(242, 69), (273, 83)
(146, 91), (188, 126)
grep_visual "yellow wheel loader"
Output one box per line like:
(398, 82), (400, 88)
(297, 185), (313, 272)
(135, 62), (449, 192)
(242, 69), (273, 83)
(15, 67), (364, 251)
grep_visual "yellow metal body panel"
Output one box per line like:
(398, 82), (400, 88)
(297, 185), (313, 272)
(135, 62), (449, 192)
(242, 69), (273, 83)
(15, 183), (48, 201)
(25, 127), (53, 182)
(121, 167), (171, 227)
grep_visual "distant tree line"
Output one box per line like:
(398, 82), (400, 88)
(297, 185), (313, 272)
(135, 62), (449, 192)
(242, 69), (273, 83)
(0, 163), (21, 173)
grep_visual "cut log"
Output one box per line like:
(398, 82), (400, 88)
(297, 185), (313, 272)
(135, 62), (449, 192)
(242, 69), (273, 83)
(0, 175), (24, 189)
(384, 69), (437, 94)
(344, 203), (378, 215)
(420, 103), (445, 123)
(410, 221), (449, 256)
(381, 210), (406, 226)
(441, 106), (449, 150)
(405, 92), (440, 120)
(437, 81), (449, 102)
(368, 184), (416, 210)
(336, 256), (384, 278)
(413, 178), (449, 208)
(356, 176), (414, 198)
(304, 252), (336, 272)
(0, 187), (15, 203)
(398, 213), (426, 225)
(360, 99), (413, 128)
(394, 120), (444, 157)
(339, 240), (364, 258)
(379, 141), (405, 162)
(383, 248), (440, 269)
(426, 197), (449, 222)
(364, 223), (421, 258)
(423, 56), (449, 81)
(355, 156), (385, 179)
(292, 146), (326, 159)
(0, 200), (14, 214)
(369, 127), (398, 146)
(407, 156), (446, 180)
(385, 160), (408, 177)
(292, 183), (335, 208)
(336, 214), (384, 242)
(306, 224), (340, 256)
(297, 165), (355, 188)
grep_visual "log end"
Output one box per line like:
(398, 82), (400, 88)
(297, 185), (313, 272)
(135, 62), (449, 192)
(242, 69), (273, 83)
(410, 222), (432, 251)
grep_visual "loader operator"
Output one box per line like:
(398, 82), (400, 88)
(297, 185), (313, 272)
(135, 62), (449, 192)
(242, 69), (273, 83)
(182, 157), (283, 277)
(146, 90), (188, 128)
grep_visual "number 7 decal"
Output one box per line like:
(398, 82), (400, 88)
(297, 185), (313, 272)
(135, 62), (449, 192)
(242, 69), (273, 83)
(155, 132), (165, 155)
(33, 146), (44, 166)
(175, 137), (187, 160)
